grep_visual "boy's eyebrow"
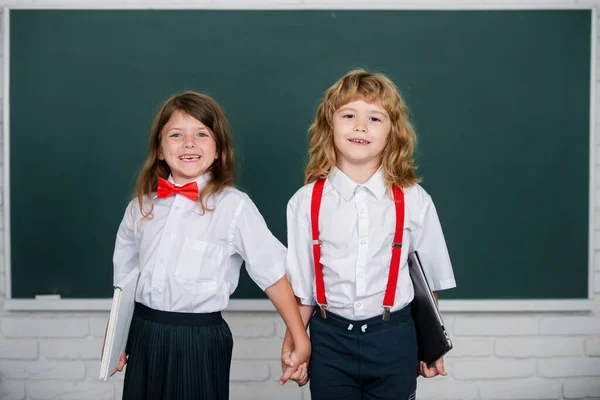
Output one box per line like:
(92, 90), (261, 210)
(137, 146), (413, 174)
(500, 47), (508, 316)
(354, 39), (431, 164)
(337, 106), (388, 116)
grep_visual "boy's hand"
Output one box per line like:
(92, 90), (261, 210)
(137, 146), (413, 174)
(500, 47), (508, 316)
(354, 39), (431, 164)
(281, 350), (309, 386)
(279, 340), (311, 385)
(111, 352), (127, 376)
(419, 357), (446, 378)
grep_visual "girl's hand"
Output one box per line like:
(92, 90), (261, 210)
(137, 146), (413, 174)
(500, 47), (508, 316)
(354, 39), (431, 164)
(419, 357), (446, 378)
(111, 352), (127, 376)
(280, 350), (309, 386)
(288, 362), (309, 386)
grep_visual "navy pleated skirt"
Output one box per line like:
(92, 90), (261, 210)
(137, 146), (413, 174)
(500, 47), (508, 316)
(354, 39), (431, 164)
(122, 302), (233, 400)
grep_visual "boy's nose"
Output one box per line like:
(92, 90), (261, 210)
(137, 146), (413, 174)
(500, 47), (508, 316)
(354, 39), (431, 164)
(354, 125), (367, 133)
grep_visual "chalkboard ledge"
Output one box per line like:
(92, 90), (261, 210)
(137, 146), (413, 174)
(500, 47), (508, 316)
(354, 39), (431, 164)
(3, 299), (594, 313)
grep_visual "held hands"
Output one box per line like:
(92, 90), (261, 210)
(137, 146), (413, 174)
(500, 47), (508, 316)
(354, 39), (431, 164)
(279, 339), (310, 386)
(281, 349), (309, 387)
(419, 357), (446, 378)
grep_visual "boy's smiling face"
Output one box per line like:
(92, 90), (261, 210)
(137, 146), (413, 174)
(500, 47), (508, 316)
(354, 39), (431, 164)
(332, 99), (391, 172)
(158, 110), (218, 185)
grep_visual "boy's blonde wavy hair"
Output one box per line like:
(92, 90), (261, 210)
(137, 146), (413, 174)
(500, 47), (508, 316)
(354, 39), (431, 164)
(305, 69), (420, 189)
(136, 91), (235, 219)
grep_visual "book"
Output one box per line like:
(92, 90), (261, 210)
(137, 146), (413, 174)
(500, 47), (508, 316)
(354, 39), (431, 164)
(99, 267), (140, 381)
(408, 251), (453, 365)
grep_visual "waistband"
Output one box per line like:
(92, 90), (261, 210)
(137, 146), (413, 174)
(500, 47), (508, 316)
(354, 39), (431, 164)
(312, 304), (412, 333)
(133, 302), (223, 327)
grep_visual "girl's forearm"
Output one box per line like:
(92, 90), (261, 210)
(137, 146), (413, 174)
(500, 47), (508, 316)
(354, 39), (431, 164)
(265, 276), (310, 348)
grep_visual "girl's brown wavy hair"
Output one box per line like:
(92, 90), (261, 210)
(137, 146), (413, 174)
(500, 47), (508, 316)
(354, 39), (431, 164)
(305, 69), (420, 189)
(136, 91), (235, 218)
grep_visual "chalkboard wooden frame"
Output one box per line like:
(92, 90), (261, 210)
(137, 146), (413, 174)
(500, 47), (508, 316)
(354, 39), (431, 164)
(2, 6), (596, 312)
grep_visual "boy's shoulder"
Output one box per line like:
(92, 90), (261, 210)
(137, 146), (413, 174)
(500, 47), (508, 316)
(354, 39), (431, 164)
(403, 182), (433, 204)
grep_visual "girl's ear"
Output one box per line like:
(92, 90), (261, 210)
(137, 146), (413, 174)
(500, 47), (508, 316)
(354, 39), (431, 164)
(158, 145), (164, 161)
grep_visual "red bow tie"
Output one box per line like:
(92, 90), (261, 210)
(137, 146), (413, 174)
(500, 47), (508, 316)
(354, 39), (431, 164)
(157, 178), (199, 201)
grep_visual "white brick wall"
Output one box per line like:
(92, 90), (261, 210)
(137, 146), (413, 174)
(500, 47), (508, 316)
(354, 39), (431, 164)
(1, 1), (599, 399)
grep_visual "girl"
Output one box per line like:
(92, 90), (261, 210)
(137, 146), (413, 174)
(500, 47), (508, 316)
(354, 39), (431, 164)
(110, 91), (310, 399)
(281, 70), (456, 399)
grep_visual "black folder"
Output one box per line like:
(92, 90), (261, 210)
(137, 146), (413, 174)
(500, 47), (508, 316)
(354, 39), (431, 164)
(408, 251), (453, 365)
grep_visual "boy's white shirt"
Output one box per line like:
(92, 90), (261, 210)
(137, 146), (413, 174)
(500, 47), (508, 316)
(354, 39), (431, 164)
(112, 173), (286, 313)
(286, 167), (456, 320)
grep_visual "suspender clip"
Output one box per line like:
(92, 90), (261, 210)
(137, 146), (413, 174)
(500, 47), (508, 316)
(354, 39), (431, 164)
(392, 242), (402, 248)
(382, 306), (391, 321)
(319, 304), (327, 319)
(312, 240), (322, 246)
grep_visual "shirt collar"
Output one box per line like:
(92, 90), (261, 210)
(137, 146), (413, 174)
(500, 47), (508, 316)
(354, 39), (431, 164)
(168, 173), (210, 188)
(328, 167), (387, 201)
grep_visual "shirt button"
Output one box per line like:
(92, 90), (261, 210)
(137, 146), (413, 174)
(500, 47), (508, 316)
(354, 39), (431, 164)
(153, 286), (159, 292)
(175, 206), (180, 211)
(360, 239), (366, 245)
(160, 258), (165, 263)
(355, 301), (362, 308)
(358, 272), (365, 278)
(359, 208), (365, 214)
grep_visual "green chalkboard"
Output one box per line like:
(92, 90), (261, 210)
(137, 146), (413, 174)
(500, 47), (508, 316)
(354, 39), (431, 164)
(9, 10), (591, 300)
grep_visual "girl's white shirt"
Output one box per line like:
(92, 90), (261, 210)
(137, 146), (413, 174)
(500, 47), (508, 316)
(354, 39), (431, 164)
(113, 173), (286, 313)
(286, 167), (456, 320)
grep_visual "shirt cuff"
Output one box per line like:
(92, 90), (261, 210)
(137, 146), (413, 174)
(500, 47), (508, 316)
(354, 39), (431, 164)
(432, 278), (457, 291)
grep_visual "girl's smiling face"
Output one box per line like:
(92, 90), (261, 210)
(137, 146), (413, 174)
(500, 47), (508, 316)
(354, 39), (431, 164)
(159, 110), (218, 184)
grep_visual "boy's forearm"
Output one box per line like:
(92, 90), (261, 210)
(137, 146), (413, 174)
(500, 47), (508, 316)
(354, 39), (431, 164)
(265, 275), (310, 348)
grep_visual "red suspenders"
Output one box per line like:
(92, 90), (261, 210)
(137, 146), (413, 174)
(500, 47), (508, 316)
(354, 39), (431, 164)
(310, 178), (405, 321)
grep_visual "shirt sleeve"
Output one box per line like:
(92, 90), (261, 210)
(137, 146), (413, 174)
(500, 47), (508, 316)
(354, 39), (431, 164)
(231, 197), (286, 291)
(113, 200), (140, 285)
(410, 195), (456, 292)
(285, 194), (316, 306)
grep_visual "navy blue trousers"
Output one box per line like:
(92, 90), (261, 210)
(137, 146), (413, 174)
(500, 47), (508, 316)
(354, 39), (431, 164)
(308, 305), (418, 400)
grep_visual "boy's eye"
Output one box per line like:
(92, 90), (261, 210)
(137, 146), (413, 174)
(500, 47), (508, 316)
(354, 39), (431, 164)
(342, 114), (354, 119)
(370, 117), (381, 122)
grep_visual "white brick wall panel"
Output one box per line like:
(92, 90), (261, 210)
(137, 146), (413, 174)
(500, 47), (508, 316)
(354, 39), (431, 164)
(225, 314), (276, 338)
(449, 358), (536, 380)
(1, 318), (89, 338)
(27, 381), (115, 400)
(563, 377), (600, 399)
(89, 317), (109, 337)
(586, 337), (600, 356)
(495, 337), (585, 358)
(232, 338), (282, 360)
(537, 357), (600, 378)
(448, 337), (494, 357)
(40, 338), (103, 360)
(229, 383), (305, 400)
(0, 360), (86, 380)
(230, 360), (270, 381)
(453, 317), (539, 336)
(0, 339), (38, 359)
(478, 379), (562, 399)
(0, 381), (25, 400)
(415, 377), (479, 400)
(540, 317), (600, 335)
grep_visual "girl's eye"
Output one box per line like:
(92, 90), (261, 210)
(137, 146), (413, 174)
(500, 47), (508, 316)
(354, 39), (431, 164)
(370, 117), (381, 122)
(170, 132), (182, 138)
(197, 132), (208, 137)
(342, 114), (354, 119)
